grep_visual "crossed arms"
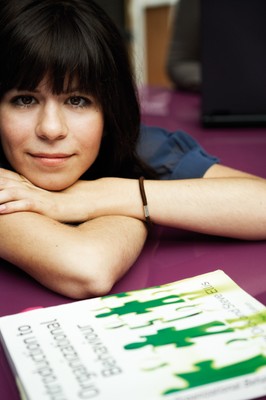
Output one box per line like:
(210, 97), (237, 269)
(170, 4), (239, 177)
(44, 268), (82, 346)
(1, 164), (266, 299)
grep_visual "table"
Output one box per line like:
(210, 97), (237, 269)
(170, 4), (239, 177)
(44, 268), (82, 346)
(1, 88), (266, 399)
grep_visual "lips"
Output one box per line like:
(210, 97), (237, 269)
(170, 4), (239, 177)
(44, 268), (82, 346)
(32, 153), (72, 158)
(29, 153), (73, 167)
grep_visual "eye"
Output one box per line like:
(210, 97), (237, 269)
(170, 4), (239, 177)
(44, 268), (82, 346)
(67, 96), (92, 108)
(11, 95), (37, 107)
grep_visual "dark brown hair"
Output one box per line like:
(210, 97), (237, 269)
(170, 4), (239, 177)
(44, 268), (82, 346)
(0, 0), (156, 179)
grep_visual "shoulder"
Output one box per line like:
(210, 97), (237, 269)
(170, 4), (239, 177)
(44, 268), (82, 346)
(137, 125), (219, 179)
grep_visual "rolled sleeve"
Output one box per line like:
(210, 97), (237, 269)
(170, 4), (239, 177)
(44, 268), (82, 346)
(137, 125), (219, 179)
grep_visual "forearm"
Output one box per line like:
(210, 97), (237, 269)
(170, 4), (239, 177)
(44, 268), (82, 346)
(143, 178), (266, 239)
(3, 166), (266, 240)
(87, 177), (266, 240)
(0, 212), (147, 298)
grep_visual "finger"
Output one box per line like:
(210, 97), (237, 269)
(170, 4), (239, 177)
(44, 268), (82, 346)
(0, 176), (32, 192)
(0, 186), (34, 211)
(0, 199), (34, 214)
(0, 186), (26, 200)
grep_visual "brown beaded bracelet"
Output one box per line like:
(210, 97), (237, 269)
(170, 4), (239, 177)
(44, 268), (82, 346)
(138, 176), (152, 228)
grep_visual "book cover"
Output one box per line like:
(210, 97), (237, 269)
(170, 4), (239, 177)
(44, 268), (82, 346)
(0, 270), (266, 400)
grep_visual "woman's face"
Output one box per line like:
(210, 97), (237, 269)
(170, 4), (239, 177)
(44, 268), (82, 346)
(0, 77), (104, 190)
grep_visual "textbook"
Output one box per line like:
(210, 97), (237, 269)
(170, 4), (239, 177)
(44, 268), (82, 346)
(0, 270), (266, 400)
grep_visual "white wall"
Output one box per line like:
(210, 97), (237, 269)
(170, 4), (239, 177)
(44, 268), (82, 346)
(128, 0), (178, 85)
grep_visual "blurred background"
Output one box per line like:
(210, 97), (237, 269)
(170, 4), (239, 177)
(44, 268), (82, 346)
(96, 0), (266, 128)
(96, 0), (177, 88)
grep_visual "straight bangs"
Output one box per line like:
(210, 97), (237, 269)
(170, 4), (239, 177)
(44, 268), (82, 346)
(0, 1), (116, 101)
(0, 0), (149, 179)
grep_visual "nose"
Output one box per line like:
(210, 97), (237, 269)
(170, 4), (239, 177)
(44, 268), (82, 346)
(36, 102), (68, 140)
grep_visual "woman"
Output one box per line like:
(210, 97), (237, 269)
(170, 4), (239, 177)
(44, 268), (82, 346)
(0, 0), (266, 299)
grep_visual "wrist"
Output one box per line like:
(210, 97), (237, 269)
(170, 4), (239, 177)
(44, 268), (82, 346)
(94, 178), (144, 221)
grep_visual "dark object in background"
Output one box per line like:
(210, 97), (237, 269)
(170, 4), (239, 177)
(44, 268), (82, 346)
(166, 0), (201, 92)
(201, 0), (266, 127)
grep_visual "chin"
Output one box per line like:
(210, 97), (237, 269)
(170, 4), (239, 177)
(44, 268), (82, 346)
(33, 178), (76, 192)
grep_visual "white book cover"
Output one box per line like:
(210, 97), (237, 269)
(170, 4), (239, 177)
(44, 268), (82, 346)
(0, 270), (266, 400)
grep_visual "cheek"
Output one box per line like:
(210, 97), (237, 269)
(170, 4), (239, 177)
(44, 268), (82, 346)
(0, 113), (28, 149)
(77, 115), (104, 157)
(0, 114), (33, 172)
(0, 115), (16, 151)
(82, 131), (103, 153)
(1, 128), (24, 161)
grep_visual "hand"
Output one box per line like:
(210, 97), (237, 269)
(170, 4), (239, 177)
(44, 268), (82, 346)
(0, 170), (141, 224)
(0, 168), (63, 218)
(0, 168), (104, 222)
